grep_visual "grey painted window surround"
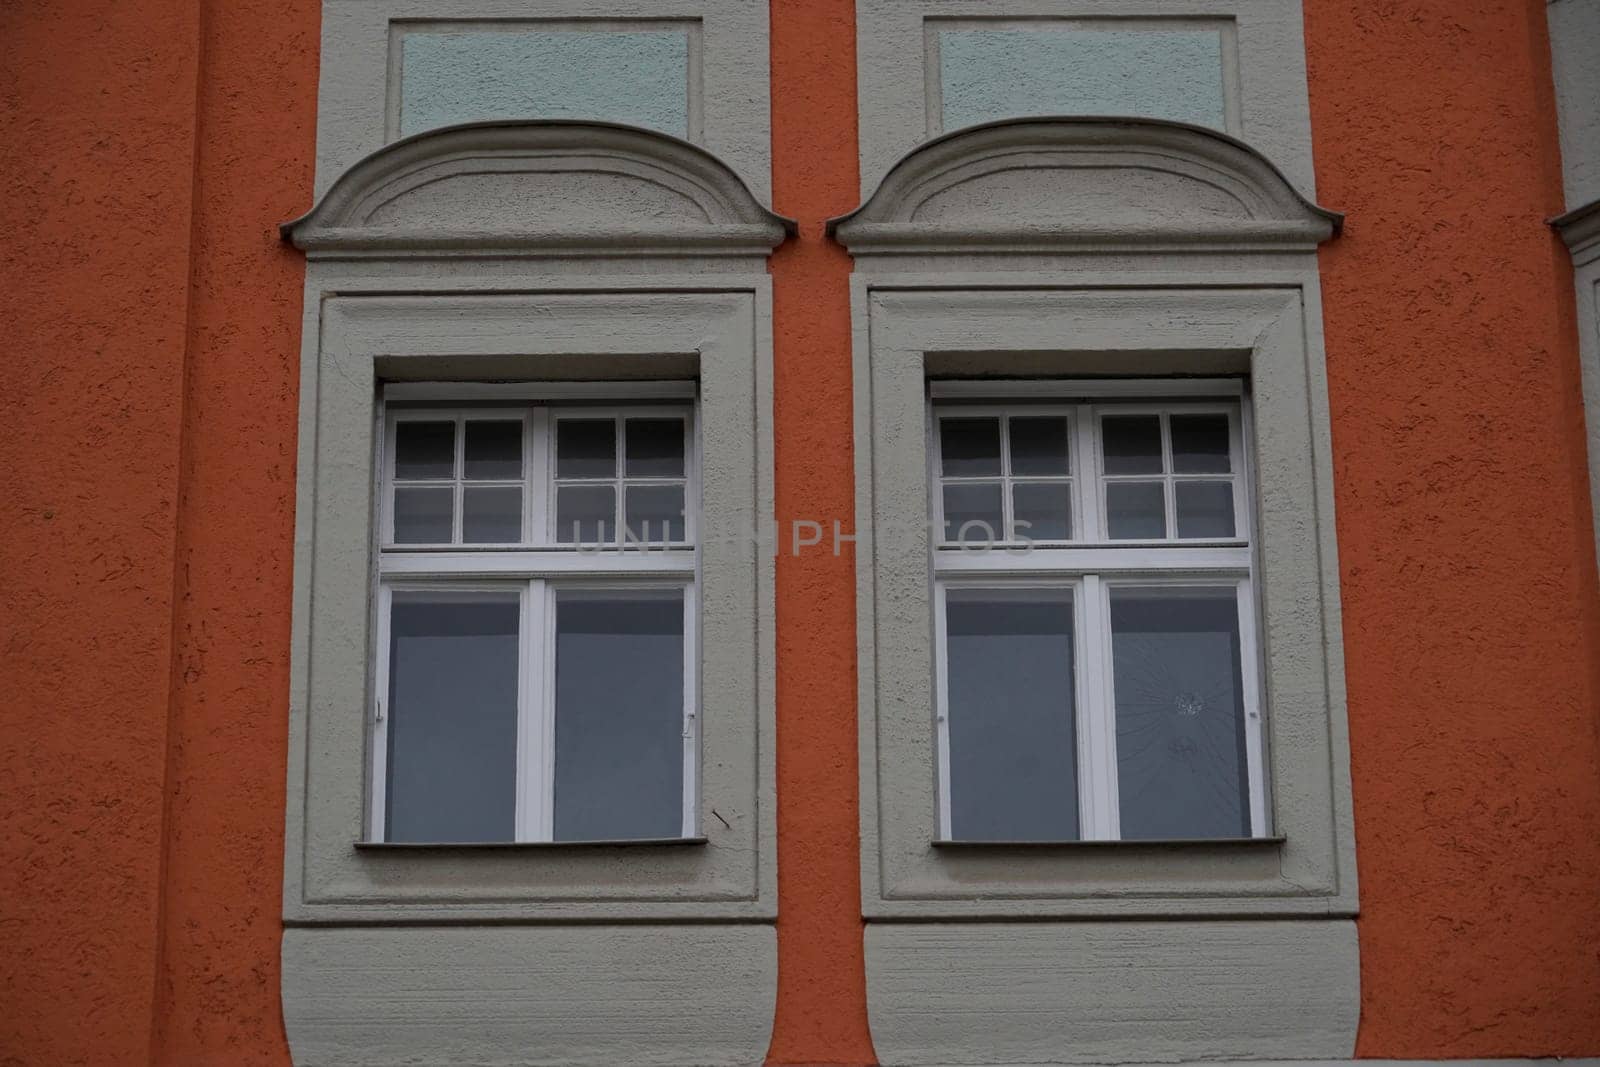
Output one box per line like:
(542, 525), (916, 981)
(277, 119), (788, 1065)
(831, 116), (1360, 1063)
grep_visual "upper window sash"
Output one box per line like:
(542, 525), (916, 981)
(930, 397), (1250, 557)
(380, 402), (698, 558)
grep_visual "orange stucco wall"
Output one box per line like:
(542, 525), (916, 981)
(4, 1), (1600, 1064)
(2, 1), (313, 1063)
(1305, 0), (1600, 1053)
(3, 2), (199, 1061)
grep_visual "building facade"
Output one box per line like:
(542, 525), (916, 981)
(4, 1), (1600, 1064)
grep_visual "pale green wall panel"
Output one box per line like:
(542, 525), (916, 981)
(400, 31), (690, 139)
(938, 29), (1225, 133)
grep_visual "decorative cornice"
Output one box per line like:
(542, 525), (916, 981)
(1553, 197), (1600, 266)
(281, 120), (794, 258)
(828, 117), (1342, 256)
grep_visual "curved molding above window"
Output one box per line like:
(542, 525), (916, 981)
(828, 117), (1342, 255)
(281, 119), (793, 258)
(1555, 197), (1600, 267)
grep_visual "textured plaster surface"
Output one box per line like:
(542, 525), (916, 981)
(765, 0), (877, 1063)
(283, 925), (777, 1066)
(937, 28), (1225, 133)
(865, 921), (1358, 1065)
(1304, 0), (1600, 1054)
(1, 2), (199, 1063)
(398, 29), (690, 139)
(152, 0), (316, 1061)
(2, 0), (311, 1063)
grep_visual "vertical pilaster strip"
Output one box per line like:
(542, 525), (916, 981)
(151, 0), (319, 1061)
(767, 0), (877, 1062)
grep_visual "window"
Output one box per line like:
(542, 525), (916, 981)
(929, 394), (1266, 842)
(374, 400), (698, 843)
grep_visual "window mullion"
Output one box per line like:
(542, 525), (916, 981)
(1074, 404), (1103, 541)
(452, 413), (465, 545)
(514, 579), (541, 841)
(681, 580), (699, 838)
(540, 580), (557, 841)
(1237, 576), (1270, 837)
(932, 581), (953, 840)
(1160, 412), (1177, 539)
(529, 407), (550, 545)
(1079, 573), (1120, 840)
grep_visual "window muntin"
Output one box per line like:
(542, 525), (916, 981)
(932, 402), (1247, 548)
(373, 399), (699, 844)
(931, 394), (1266, 842)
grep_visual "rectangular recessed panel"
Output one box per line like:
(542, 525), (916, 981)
(937, 28), (1226, 133)
(553, 592), (686, 841)
(386, 592), (520, 843)
(945, 591), (1078, 841)
(399, 29), (691, 139)
(1110, 588), (1249, 840)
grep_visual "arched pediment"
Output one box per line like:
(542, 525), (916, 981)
(282, 120), (793, 257)
(829, 118), (1341, 254)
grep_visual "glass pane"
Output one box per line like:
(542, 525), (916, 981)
(1012, 482), (1071, 541)
(555, 419), (616, 479)
(1170, 414), (1231, 473)
(556, 485), (615, 544)
(1101, 415), (1163, 475)
(1175, 481), (1236, 539)
(625, 484), (686, 543)
(939, 417), (1002, 477)
(393, 486), (453, 544)
(463, 485), (523, 544)
(386, 592), (519, 843)
(1110, 588), (1250, 840)
(945, 591), (1078, 841)
(394, 420), (455, 480)
(1009, 416), (1070, 476)
(553, 592), (686, 841)
(463, 420), (523, 480)
(625, 418), (686, 478)
(1106, 481), (1166, 539)
(942, 482), (1003, 544)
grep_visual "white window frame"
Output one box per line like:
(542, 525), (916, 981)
(929, 392), (1267, 843)
(372, 394), (702, 844)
